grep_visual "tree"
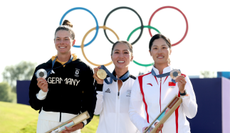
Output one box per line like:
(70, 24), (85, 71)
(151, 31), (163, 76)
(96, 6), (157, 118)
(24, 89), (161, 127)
(2, 61), (36, 93)
(0, 82), (13, 102)
(200, 71), (216, 78)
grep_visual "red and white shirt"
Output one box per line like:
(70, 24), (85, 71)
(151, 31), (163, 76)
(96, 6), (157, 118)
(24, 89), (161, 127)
(129, 66), (197, 133)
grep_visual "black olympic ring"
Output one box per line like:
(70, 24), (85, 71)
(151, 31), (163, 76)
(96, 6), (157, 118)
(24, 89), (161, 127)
(103, 6), (144, 45)
(59, 6), (188, 67)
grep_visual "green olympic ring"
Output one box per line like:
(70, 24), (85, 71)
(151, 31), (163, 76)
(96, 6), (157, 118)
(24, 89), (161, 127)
(127, 25), (160, 67)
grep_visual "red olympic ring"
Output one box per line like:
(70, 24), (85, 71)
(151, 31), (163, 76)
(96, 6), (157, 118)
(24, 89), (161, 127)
(59, 6), (189, 67)
(148, 6), (188, 46)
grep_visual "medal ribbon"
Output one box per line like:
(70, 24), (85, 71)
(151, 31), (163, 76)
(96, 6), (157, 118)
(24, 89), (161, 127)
(100, 65), (130, 84)
(151, 69), (176, 83)
(46, 55), (73, 77)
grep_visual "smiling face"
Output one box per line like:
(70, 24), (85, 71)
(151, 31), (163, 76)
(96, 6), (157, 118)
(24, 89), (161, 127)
(149, 38), (171, 67)
(111, 42), (133, 70)
(54, 30), (75, 55)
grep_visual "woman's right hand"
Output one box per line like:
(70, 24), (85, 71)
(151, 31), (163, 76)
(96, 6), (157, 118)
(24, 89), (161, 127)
(142, 123), (163, 133)
(37, 77), (48, 92)
(142, 127), (153, 133)
(93, 66), (104, 84)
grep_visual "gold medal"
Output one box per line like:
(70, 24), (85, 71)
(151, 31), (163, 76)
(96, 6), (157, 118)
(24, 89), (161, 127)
(97, 69), (107, 79)
(170, 69), (181, 80)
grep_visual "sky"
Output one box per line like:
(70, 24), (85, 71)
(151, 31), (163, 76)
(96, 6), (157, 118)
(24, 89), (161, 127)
(0, 0), (229, 82)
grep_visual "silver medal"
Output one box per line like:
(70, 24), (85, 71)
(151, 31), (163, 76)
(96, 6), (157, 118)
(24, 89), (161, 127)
(36, 69), (47, 78)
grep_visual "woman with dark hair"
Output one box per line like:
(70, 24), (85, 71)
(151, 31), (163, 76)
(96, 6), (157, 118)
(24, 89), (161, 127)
(93, 41), (140, 133)
(29, 20), (96, 133)
(129, 34), (197, 133)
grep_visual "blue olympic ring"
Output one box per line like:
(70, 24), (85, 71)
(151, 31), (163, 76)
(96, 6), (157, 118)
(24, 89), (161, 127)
(59, 7), (99, 48)
(59, 6), (188, 67)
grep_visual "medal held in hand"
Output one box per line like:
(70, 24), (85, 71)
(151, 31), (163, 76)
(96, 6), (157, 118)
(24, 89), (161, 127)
(170, 69), (181, 80)
(97, 69), (107, 79)
(36, 69), (47, 79)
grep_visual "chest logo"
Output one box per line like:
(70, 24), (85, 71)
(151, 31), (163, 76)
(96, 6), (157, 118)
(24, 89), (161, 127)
(105, 88), (111, 93)
(50, 70), (55, 75)
(147, 83), (153, 86)
(126, 90), (131, 97)
(74, 68), (80, 77)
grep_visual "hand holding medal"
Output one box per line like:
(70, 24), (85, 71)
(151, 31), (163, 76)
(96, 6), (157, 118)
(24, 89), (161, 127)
(36, 69), (48, 79)
(170, 69), (181, 80)
(93, 66), (105, 84)
(97, 69), (107, 80)
(171, 69), (187, 94)
(35, 69), (48, 92)
(93, 65), (130, 85)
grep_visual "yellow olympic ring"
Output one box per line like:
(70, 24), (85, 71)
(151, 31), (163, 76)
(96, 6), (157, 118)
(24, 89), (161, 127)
(81, 26), (119, 66)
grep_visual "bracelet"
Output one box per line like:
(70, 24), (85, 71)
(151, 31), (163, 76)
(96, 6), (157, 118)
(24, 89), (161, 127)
(180, 90), (187, 96)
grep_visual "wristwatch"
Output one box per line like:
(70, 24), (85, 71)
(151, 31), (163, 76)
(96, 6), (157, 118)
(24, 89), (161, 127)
(180, 90), (187, 96)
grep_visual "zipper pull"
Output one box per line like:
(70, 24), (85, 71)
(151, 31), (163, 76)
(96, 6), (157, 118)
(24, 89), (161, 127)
(118, 92), (120, 99)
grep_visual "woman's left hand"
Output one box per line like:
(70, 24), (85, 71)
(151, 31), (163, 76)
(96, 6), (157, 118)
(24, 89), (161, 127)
(175, 75), (186, 93)
(61, 122), (84, 133)
(93, 66), (104, 84)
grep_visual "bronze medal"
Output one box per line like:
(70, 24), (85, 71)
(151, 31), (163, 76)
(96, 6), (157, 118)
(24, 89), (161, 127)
(97, 69), (107, 79)
(170, 69), (181, 80)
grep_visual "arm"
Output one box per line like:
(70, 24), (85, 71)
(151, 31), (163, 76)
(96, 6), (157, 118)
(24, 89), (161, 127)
(93, 66), (104, 115)
(81, 66), (97, 125)
(29, 67), (45, 111)
(36, 89), (48, 100)
(181, 76), (198, 118)
(129, 78), (149, 132)
(94, 83), (104, 115)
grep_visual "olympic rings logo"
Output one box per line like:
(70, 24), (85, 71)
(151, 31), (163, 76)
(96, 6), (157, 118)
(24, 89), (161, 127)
(59, 6), (188, 67)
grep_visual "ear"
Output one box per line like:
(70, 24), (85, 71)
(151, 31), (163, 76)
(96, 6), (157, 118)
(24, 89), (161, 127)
(72, 40), (76, 46)
(149, 50), (152, 56)
(130, 55), (134, 61)
(169, 49), (172, 55)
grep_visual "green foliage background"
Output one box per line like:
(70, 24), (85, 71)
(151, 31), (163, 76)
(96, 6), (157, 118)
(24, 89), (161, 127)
(2, 61), (36, 93)
(0, 61), (36, 103)
(0, 82), (14, 102)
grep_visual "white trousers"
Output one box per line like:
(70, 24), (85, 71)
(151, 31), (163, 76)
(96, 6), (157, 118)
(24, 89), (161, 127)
(36, 110), (81, 133)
